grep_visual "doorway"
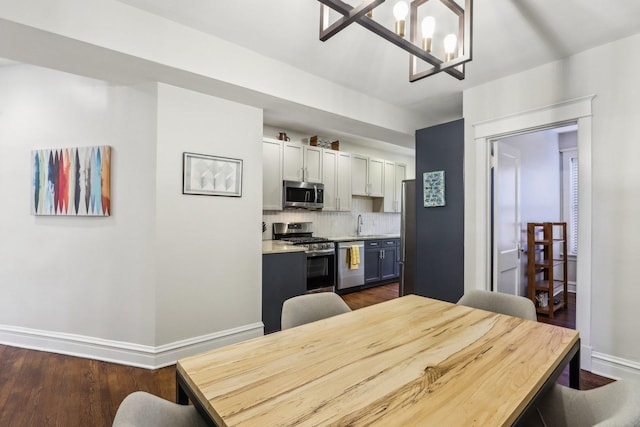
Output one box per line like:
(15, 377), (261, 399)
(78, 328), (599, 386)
(472, 95), (594, 370)
(491, 124), (578, 302)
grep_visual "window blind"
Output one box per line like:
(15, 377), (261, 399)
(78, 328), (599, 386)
(569, 156), (579, 254)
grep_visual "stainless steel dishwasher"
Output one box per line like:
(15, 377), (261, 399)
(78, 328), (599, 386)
(336, 241), (365, 290)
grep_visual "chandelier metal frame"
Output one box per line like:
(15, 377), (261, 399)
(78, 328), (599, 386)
(318, 0), (472, 82)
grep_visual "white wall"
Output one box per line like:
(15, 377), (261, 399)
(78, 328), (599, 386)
(464, 32), (640, 378)
(0, 65), (264, 367)
(0, 0), (423, 147)
(155, 84), (263, 346)
(500, 130), (561, 295)
(0, 64), (157, 345)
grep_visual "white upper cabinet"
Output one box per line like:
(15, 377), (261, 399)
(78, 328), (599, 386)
(351, 154), (369, 196)
(351, 155), (384, 197)
(304, 146), (323, 183)
(282, 141), (304, 181)
(283, 141), (322, 183)
(266, 137), (406, 213)
(337, 152), (352, 211)
(383, 161), (396, 212)
(395, 163), (407, 211)
(368, 157), (385, 197)
(322, 150), (352, 212)
(322, 149), (338, 211)
(382, 162), (406, 212)
(263, 138), (283, 210)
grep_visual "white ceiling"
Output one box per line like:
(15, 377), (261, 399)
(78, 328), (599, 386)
(117, 0), (640, 125)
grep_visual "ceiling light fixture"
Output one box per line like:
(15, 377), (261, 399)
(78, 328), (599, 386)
(318, 0), (472, 82)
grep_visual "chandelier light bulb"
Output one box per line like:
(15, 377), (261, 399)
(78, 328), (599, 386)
(393, 1), (409, 37)
(421, 16), (435, 38)
(393, 1), (409, 20)
(444, 33), (457, 61)
(421, 16), (435, 51)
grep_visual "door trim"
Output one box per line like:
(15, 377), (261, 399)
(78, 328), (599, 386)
(471, 95), (594, 370)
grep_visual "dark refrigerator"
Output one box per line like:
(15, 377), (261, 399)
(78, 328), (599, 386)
(400, 179), (416, 296)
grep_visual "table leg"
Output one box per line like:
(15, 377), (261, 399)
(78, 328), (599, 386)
(176, 378), (189, 405)
(176, 370), (219, 426)
(569, 346), (580, 389)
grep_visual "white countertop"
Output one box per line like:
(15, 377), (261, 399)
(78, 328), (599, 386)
(262, 240), (307, 255)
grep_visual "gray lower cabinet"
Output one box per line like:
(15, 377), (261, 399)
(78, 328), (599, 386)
(262, 252), (306, 334)
(364, 239), (400, 285)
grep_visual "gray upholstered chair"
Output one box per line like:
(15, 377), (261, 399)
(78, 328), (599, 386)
(112, 391), (207, 427)
(457, 289), (537, 321)
(281, 292), (352, 330)
(521, 380), (640, 427)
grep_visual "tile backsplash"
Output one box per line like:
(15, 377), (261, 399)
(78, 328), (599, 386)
(263, 197), (400, 239)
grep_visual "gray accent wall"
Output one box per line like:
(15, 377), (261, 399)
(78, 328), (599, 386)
(414, 119), (465, 303)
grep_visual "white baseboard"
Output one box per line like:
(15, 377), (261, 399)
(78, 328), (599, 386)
(0, 323), (264, 369)
(581, 344), (592, 372)
(591, 351), (640, 381)
(568, 281), (576, 293)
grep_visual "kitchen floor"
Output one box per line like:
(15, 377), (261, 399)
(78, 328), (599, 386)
(340, 282), (399, 310)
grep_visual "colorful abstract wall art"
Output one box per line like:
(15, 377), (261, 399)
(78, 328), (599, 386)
(31, 146), (111, 216)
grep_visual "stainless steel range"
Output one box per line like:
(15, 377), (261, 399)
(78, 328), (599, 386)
(272, 222), (335, 293)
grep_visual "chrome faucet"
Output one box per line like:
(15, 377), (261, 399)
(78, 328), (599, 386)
(357, 214), (363, 236)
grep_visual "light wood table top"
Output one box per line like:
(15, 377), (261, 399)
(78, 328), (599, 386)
(177, 294), (579, 427)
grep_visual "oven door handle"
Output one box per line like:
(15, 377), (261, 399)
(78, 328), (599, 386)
(306, 249), (335, 257)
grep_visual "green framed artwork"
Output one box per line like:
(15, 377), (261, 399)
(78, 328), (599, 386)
(423, 170), (445, 207)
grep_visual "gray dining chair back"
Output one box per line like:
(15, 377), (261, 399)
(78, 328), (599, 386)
(281, 292), (352, 330)
(112, 391), (207, 427)
(457, 289), (537, 321)
(521, 380), (640, 427)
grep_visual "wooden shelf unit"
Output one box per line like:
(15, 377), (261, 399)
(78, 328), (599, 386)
(527, 222), (568, 318)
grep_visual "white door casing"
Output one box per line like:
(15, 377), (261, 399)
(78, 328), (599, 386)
(470, 95), (594, 370)
(493, 142), (522, 296)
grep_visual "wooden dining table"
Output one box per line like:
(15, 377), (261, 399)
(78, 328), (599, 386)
(176, 294), (580, 426)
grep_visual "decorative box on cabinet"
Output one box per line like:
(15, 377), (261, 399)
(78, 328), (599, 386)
(526, 222), (568, 318)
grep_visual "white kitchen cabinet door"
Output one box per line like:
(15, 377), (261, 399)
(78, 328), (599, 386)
(337, 152), (352, 211)
(262, 138), (283, 210)
(394, 163), (407, 212)
(368, 157), (385, 197)
(283, 141), (304, 181)
(383, 160), (396, 212)
(322, 149), (338, 211)
(351, 154), (369, 196)
(304, 146), (323, 183)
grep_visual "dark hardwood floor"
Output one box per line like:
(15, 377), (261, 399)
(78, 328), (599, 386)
(0, 345), (175, 427)
(0, 285), (612, 426)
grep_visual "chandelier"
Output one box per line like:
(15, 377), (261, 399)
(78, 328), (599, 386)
(318, 0), (472, 82)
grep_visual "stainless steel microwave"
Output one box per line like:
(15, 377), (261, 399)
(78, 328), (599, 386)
(283, 180), (324, 210)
